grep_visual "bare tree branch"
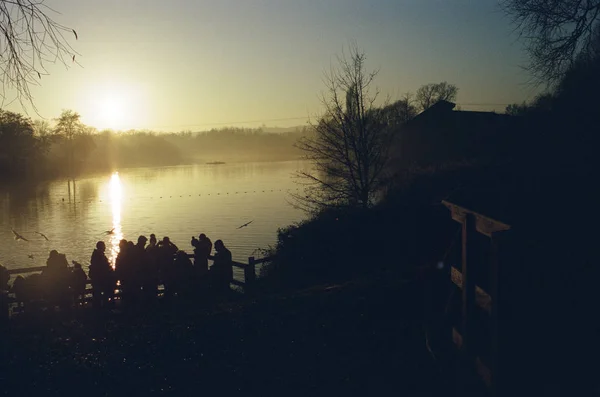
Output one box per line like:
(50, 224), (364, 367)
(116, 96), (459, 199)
(503, 0), (600, 85)
(0, 0), (78, 111)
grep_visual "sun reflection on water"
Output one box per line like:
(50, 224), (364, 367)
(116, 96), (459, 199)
(109, 172), (123, 268)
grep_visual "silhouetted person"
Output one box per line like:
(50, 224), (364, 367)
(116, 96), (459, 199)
(0, 264), (9, 291)
(0, 264), (9, 317)
(143, 234), (160, 302)
(0, 265), (7, 322)
(133, 235), (149, 302)
(89, 241), (115, 309)
(11, 275), (26, 308)
(191, 233), (212, 277)
(42, 250), (71, 308)
(71, 262), (87, 305)
(157, 236), (178, 298)
(115, 240), (138, 306)
(210, 239), (233, 296)
(19, 274), (44, 310)
(173, 250), (194, 297)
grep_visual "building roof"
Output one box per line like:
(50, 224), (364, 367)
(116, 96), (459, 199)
(404, 100), (516, 131)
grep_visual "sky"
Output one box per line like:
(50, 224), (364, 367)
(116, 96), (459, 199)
(3, 0), (538, 132)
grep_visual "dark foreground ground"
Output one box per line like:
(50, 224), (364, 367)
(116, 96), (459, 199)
(0, 279), (486, 396)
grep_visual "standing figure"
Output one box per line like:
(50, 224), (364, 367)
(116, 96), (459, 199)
(41, 250), (71, 308)
(191, 233), (212, 277)
(173, 250), (194, 298)
(71, 262), (88, 305)
(209, 239), (233, 296)
(157, 236), (178, 298)
(89, 241), (115, 309)
(143, 234), (160, 302)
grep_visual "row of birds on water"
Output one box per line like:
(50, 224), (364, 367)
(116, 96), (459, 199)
(34, 188), (301, 206)
(8, 220), (253, 261)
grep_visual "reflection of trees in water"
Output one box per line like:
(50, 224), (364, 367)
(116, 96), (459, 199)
(0, 178), (99, 228)
(76, 181), (99, 204)
(0, 183), (50, 222)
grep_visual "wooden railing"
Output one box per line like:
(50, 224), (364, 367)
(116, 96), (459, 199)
(0, 253), (275, 321)
(441, 199), (512, 394)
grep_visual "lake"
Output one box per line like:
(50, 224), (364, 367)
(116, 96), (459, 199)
(0, 161), (310, 278)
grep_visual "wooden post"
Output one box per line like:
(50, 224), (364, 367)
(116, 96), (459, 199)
(461, 213), (476, 355)
(489, 232), (500, 395)
(245, 257), (256, 293)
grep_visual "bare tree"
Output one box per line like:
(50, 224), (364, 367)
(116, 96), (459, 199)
(54, 109), (88, 177)
(503, 0), (600, 84)
(0, 0), (78, 109)
(293, 47), (392, 212)
(381, 92), (417, 127)
(415, 81), (458, 112)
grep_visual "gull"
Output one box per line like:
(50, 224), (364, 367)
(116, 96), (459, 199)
(104, 228), (115, 235)
(35, 231), (50, 241)
(28, 254), (34, 259)
(12, 229), (29, 242)
(236, 220), (253, 229)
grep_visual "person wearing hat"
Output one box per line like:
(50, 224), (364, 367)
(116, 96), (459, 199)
(209, 239), (233, 296)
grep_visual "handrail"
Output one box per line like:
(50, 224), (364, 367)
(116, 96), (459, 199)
(1, 252), (275, 322)
(7, 266), (47, 275)
(5, 252), (275, 283)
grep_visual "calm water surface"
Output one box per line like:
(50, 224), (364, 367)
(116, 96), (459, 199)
(0, 161), (310, 278)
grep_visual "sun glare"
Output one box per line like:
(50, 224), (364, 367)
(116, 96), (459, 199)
(99, 97), (126, 130)
(109, 172), (123, 267)
(81, 81), (147, 131)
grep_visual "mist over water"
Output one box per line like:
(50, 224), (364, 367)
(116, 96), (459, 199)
(0, 160), (310, 279)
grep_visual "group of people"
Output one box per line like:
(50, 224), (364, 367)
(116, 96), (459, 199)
(5, 233), (234, 310)
(10, 250), (87, 309)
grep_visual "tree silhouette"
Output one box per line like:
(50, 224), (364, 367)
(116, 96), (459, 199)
(503, 0), (600, 84)
(0, 110), (40, 176)
(0, 1), (78, 109)
(415, 82), (458, 112)
(381, 93), (417, 127)
(293, 47), (392, 212)
(54, 110), (90, 177)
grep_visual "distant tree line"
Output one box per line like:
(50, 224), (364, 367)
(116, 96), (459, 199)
(0, 111), (312, 182)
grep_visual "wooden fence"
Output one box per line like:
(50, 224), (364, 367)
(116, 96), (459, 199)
(440, 199), (512, 395)
(1, 253), (274, 321)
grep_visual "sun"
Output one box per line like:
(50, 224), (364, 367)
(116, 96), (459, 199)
(81, 81), (147, 131)
(99, 96), (126, 130)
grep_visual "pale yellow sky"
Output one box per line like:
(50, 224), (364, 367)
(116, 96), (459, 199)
(2, 0), (538, 132)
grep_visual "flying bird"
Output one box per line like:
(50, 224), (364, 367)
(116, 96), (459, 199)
(11, 229), (29, 242)
(35, 231), (50, 241)
(104, 228), (115, 235)
(236, 220), (253, 229)
(28, 254), (34, 259)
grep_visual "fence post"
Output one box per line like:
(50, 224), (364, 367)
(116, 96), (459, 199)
(461, 213), (476, 355)
(245, 257), (256, 293)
